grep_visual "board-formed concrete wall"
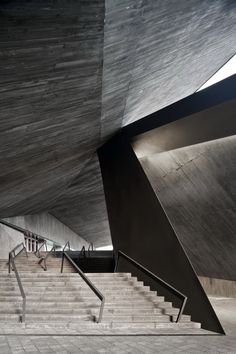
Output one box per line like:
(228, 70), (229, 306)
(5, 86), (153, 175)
(140, 135), (236, 281)
(0, 224), (24, 259)
(199, 277), (236, 298)
(98, 134), (224, 334)
(0, 213), (88, 259)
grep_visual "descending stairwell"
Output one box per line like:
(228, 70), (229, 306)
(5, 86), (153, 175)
(0, 249), (201, 331)
(73, 250), (115, 273)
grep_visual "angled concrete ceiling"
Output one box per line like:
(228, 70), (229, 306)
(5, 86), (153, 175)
(0, 0), (235, 246)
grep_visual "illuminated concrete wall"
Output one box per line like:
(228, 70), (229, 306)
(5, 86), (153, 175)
(0, 213), (88, 259)
(140, 135), (236, 281)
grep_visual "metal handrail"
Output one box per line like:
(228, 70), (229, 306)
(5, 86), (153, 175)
(60, 241), (71, 272)
(63, 241), (71, 252)
(9, 242), (26, 259)
(8, 243), (27, 322)
(38, 245), (56, 271)
(88, 243), (93, 251)
(115, 251), (187, 323)
(80, 246), (86, 258)
(88, 243), (94, 256)
(34, 240), (47, 258)
(61, 248), (105, 323)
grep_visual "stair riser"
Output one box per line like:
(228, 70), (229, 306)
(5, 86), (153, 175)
(0, 297), (170, 306)
(0, 261), (201, 330)
(0, 273), (131, 278)
(0, 283), (144, 290)
(0, 308), (166, 315)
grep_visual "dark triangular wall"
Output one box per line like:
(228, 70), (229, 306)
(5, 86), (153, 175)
(98, 134), (224, 334)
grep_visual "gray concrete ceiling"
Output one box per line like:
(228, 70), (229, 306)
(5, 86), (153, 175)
(0, 0), (236, 246)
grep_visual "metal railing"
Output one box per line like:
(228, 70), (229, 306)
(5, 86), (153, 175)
(34, 240), (47, 258)
(61, 242), (105, 323)
(38, 245), (56, 271)
(60, 241), (71, 273)
(80, 245), (86, 258)
(77, 243), (94, 258)
(115, 251), (187, 323)
(88, 242), (94, 256)
(8, 243), (27, 322)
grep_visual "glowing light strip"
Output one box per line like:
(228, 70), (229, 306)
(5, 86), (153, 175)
(96, 245), (113, 251)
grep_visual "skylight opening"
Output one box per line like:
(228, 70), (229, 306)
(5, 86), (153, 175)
(96, 245), (113, 251)
(197, 54), (236, 91)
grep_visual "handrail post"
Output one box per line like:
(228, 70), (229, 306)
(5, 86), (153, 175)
(176, 296), (187, 323)
(34, 240), (46, 258)
(8, 253), (11, 274)
(114, 252), (119, 273)
(25, 246), (28, 258)
(22, 297), (26, 323)
(38, 244), (57, 271)
(8, 245), (26, 323)
(80, 246), (86, 258)
(88, 242), (94, 256)
(63, 251), (105, 323)
(97, 298), (105, 323)
(61, 252), (64, 273)
(43, 258), (47, 271)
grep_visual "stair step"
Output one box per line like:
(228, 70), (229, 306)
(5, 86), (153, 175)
(23, 314), (95, 321)
(0, 302), (168, 311)
(102, 315), (171, 322)
(0, 258), (201, 331)
(0, 307), (168, 315)
(0, 273), (123, 278)
(0, 296), (169, 306)
(109, 322), (201, 329)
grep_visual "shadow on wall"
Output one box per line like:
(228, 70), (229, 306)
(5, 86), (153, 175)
(139, 135), (236, 281)
(98, 133), (225, 334)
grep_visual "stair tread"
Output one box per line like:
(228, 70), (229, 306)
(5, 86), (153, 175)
(0, 257), (201, 330)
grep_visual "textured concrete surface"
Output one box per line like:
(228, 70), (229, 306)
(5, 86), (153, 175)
(0, 297), (235, 353)
(140, 135), (236, 280)
(210, 297), (236, 336)
(103, 0), (236, 127)
(0, 224), (24, 259)
(200, 277), (236, 298)
(0, 1), (236, 246)
(2, 213), (88, 256)
(99, 135), (224, 334)
(0, 0), (106, 246)
(51, 154), (111, 246)
(0, 334), (235, 354)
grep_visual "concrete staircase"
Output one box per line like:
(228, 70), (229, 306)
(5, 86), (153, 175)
(0, 252), (201, 331)
(0, 253), (75, 274)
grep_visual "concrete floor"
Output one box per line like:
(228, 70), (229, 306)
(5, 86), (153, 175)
(209, 296), (236, 336)
(0, 296), (235, 353)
